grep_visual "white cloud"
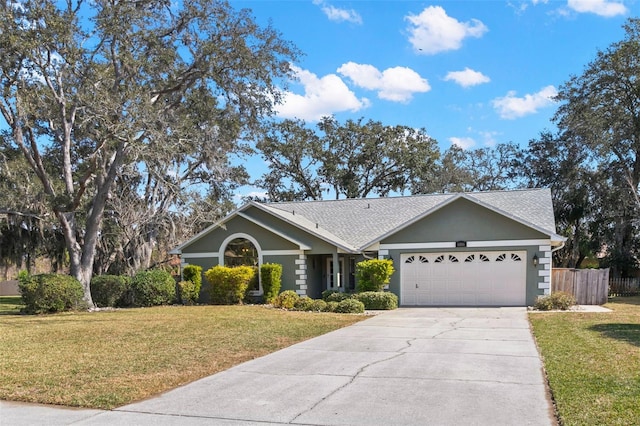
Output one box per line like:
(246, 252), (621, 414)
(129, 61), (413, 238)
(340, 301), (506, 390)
(406, 6), (488, 54)
(449, 137), (476, 150)
(567, 0), (627, 17)
(444, 68), (490, 88)
(492, 85), (558, 119)
(313, 0), (362, 24)
(276, 66), (369, 121)
(337, 62), (430, 102)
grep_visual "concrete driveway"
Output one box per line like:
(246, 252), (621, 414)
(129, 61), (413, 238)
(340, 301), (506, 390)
(1, 307), (555, 425)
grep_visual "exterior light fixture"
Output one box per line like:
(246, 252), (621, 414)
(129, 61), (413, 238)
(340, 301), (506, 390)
(532, 254), (539, 267)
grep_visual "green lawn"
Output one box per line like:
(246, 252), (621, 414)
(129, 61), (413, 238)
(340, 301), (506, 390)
(0, 299), (366, 409)
(530, 297), (640, 426)
(0, 296), (23, 315)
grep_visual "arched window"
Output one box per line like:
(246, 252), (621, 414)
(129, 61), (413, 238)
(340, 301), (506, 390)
(223, 237), (259, 292)
(224, 237), (258, 268)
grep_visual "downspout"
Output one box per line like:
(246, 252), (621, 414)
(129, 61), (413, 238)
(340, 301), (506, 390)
(549, 241), (566, 293)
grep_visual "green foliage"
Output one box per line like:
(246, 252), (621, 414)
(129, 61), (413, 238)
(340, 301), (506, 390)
(90, 275), (130, 308)
(325, 292), (352, 302)
(293, 297), (314, 311)
(182, 265), (202, 299)
(273, 290), (300, 309)
(18, 272), (86, 314)
(334, 298), (365, 314)
(355, 259), (395, 292)
(353, 291), (398, 310)
(321, 289), (341, 301)
(176, 281), (198, 305)
(204, 265), (255, 305)
(260, 263), (283, 304)
(309, 299), (327, 312)
(534, 291), (577, 311)
(325, 301), (339, 312)
(130, 269), (177, 307)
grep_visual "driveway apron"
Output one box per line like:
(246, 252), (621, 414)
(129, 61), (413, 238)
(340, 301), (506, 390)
(2, 307), (555, 425)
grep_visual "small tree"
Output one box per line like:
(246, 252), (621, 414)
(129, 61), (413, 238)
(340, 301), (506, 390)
(355, 259), (395, 292)
(180, 264), (203, 304)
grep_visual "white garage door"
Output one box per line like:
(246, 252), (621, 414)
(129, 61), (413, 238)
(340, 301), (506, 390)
(400, 251), (526, 306)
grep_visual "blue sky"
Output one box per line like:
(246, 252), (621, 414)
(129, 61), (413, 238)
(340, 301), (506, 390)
(232, 1), (636, 199)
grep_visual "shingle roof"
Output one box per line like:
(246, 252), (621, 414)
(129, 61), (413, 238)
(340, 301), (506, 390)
(257, 188), (562, 251)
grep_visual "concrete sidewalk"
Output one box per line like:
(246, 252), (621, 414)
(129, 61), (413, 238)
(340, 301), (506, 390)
(1, 307), (555, 425)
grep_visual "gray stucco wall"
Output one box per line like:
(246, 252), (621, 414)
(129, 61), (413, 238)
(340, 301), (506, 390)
(385, 198), (548, 243)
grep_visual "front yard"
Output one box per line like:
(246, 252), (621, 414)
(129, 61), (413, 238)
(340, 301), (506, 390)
(530, 296), (640, 425)
(0, 298), (365, 409)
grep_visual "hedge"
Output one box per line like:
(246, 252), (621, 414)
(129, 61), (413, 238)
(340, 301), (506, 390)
(90, 275), (130, 308)
(18, 271), (86, 314)
(205, 265), (255, 305)
(129, 269), (176, 307)
(355, 259), (395, 292)
(261, 263), (283, 304)
(354, 291), (398, 310)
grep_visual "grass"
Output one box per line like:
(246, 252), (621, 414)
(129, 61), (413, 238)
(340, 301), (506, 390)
(0, 299), (365, 409)
(0, 296), (23, 315)
(530, 296), (640, 426)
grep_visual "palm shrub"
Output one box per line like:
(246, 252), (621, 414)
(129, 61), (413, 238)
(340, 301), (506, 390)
(130, 269), (176, 307)
(261, 263), (282, 304)
(205, 265), (255, 305)
(90, 275), (130, 307)
(355, 259), (394, 292)
(18, 271), (86, 314)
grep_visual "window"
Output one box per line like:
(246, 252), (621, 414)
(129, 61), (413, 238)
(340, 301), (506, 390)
(224, 237), (259, 291)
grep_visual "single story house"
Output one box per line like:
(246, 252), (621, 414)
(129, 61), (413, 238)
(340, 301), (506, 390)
(171, 188), (565, 306)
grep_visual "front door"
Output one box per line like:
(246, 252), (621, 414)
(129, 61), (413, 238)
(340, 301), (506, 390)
(326, 257), (344, 291)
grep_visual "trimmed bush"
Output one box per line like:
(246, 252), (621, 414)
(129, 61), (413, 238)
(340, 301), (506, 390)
(176, 280), (198, 305)
(321, 289), (340, 301)
(355, 259), (395, 292)
(334, 298), (365, 314)
(309, 299), (328, 312)
(18, 271), (86, 314)
(325, 292), (352, 303)
(261, 263), (283, 304)
(534, 291), (577, 311)
(90, 275), (130, 308)
(354, 291), (398, 310)
(204, 265), (255, 305)
(293, 297), (314, 311)
(274, 290), (300, 309)
(325, 301), (339, 312)
(181, 264), (202, 302)
(130, 269), (176, 307)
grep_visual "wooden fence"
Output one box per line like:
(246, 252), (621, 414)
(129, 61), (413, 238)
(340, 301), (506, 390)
(609, 277), (640, 297)
(552, 268), (609, 305)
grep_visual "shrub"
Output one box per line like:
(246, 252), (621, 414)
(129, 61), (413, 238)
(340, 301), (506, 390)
(325, 301), (339, 312)
(355, 259), (395, 292)
(334, 298), (365, 314)
(181, 264), (202, 302)
(293, 297), (314, 311)
(261, 263), (283, 304)
(204, 265), (255, 305)
(325, 292), (352, 303)
(534, 291), (577, 311)
(274, 290), (300, 309)
(90, 275), (130, 308)
(309, 299), (327, 312)
(130, 269), (176, 307)
(18, 271), (86, 314)
(176, 280), (198, 305)
(321, 289), (340, 301)
(354, 291), (398, 310)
